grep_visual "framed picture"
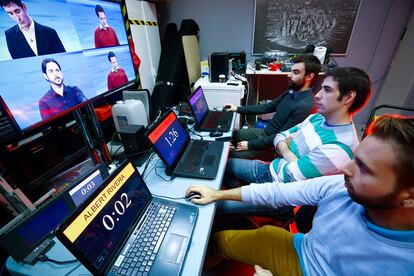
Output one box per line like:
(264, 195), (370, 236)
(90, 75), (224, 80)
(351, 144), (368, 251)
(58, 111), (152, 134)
(252, 0), (361, 55)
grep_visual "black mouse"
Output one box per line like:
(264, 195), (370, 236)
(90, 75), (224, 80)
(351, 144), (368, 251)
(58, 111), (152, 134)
(209, 131), (223, 137)
(185, 191), (201, 200)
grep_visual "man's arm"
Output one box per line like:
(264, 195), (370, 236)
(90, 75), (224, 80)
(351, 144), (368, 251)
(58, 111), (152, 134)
(185, 185), (241, 205)
(272, 143), (354, 182)
(186, 175), (340, 208)
(275, 137), (298, 162)
(237, 93), (286, 115)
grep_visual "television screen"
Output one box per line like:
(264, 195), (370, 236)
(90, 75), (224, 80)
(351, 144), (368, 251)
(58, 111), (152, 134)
(0, 0), (135, 132)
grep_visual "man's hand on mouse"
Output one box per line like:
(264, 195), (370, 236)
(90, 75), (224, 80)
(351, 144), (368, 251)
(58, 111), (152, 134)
(185, 185), (218, 205)
(235, 141), (248, 151)
(223, 103), (237, 112)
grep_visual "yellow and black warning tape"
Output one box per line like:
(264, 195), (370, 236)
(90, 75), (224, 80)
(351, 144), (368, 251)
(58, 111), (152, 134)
(128, 20), (158, 26)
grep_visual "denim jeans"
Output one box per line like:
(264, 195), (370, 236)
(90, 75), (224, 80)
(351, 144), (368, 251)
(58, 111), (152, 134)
(225, 158), (273, 185)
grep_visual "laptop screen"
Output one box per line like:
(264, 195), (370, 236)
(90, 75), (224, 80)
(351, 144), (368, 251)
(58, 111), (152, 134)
(147, 111), (189, 167)
(188, 86), (209, 124)
(59, 162), (151, 274)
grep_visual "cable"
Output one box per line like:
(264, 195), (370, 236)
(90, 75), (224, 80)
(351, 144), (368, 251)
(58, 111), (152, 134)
(155, 166), (175, 182)
(188, 128), (204, 140)
(64, 263), (82, 276)
(38, 254), (79, 264)
(109, 131), (117, 158)
(151, 193), (185, 200)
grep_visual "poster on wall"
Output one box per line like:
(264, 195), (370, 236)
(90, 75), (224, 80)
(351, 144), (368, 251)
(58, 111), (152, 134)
(253, 0), (361, 55)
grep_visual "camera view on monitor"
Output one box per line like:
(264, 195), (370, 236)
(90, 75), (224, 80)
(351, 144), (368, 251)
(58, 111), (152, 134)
(0, 0), (136, 132)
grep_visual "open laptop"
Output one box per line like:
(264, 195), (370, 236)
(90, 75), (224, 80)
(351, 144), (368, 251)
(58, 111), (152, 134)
(57, 161), (198, 276)
(146, 109), (223, 179)
(188, 86), (234, 131)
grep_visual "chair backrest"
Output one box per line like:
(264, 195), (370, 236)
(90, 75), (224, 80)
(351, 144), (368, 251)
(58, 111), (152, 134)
(182, 35), (201, 88)
(122, 89), (150, 119)
(362, 104), (414, 139)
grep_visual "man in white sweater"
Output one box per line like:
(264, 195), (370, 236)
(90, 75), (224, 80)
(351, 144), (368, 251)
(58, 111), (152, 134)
(186, 115), (414, 275)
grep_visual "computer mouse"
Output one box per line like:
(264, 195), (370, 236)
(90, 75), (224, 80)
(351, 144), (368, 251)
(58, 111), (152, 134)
(209, 131), (223, 137)
(185, 191), (202, 201)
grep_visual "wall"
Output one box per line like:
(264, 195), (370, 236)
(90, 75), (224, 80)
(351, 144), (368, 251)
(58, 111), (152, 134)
(158, 0), (414, 129)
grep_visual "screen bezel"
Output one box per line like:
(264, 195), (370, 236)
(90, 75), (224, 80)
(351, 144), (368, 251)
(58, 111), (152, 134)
(56, 161), (152, 276)
(0, 0), (137, 135)
(145, 109), (191, 172)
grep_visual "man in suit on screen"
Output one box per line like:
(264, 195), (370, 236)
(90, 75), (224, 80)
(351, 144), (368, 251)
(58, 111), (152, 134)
(1, 0), (66, 59)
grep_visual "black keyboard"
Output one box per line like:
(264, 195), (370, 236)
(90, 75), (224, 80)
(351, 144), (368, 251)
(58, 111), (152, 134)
(117, 203), (176, 276)
(176, 142), (204, 173)
(203, 112), (232, 128)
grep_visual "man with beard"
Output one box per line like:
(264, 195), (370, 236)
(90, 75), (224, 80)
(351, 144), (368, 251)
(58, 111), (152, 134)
(39, 58), (87, 120)
(224, 67), (371, 188)
(186, 114), (414, 275)
(224, 54), (321, 160)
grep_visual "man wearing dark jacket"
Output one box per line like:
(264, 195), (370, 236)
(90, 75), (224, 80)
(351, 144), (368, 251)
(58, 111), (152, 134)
(1, 0), (66, 59)
(224, 54), (321, 160)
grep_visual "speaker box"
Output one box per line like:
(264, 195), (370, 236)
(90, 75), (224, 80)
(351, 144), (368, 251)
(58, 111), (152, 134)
(118, 125), (148, 156)
(209, 52), (229, 82)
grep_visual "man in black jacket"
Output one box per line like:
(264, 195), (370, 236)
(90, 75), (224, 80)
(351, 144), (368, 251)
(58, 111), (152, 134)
(1, 0), (66, 59)
(224, 54), (321, 160)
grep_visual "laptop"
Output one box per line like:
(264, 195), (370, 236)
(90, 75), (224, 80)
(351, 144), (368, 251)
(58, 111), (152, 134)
(146, 109), (224, 179)
(56, 161), (198, 276)
(188, 86), (234, 131)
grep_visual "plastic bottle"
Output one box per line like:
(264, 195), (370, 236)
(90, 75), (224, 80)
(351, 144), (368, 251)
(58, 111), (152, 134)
(112, 100), (148, 132)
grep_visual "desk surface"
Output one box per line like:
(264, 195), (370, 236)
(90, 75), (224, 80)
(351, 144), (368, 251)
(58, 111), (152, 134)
(7, 113), (236, 276)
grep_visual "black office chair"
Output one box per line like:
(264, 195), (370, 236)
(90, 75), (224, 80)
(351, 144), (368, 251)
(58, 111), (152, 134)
(362, 104), (414, 139)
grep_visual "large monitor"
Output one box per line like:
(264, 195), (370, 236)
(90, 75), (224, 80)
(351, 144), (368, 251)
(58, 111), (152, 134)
(0, 0), (136, 133)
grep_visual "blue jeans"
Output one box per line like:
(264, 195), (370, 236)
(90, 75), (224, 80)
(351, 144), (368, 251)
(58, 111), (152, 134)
(225, 158), (273, 186)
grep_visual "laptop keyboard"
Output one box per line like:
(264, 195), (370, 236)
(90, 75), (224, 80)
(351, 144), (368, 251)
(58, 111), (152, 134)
(117, 203), (177, 276)
(204, 112), (231, 128)
(176, 141), (205, 173)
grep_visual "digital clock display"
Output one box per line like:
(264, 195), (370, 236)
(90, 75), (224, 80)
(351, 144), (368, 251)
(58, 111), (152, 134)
(61, 163), (152, 272)
(148, 112), (188, 166)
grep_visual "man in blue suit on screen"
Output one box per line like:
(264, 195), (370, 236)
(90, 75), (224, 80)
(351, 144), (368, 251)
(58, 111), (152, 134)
(39, 58), (87, 120)
(1, 0), (66, 59)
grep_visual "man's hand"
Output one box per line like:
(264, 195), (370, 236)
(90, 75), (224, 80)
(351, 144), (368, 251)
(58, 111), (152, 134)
(185, 185), (242, 205)
(235, 141), (249, 151)
(223, 103), (237, 112)
(185, 185), (220, 205)
(254, 265), (273, 276)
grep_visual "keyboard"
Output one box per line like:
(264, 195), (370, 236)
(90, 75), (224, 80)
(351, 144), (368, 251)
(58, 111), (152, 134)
(176, 142), (204, 173)
(203, 112), (232, 129)
(117, 203), (176, 276)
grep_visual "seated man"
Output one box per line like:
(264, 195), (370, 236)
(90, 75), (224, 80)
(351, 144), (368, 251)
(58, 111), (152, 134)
(224, 54), (321, 160)
(186, 114), (414, 275)
(225, 67), (371, 187)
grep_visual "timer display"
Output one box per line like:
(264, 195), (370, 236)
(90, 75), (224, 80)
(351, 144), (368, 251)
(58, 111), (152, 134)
(148, 112), (188, 166)
(62, 163), (152, 271)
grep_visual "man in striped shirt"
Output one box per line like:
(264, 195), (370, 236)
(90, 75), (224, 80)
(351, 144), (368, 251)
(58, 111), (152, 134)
(225, 67), (371, 186)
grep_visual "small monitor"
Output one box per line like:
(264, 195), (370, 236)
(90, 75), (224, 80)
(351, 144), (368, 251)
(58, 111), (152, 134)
(188, 86), (208, 125)
(147, 111), (189, 167)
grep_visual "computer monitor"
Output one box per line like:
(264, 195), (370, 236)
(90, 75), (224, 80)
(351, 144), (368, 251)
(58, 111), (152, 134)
(0, 0), (136, 133)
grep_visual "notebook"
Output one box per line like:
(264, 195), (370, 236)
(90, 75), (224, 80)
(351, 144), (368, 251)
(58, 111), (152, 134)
(188, 86), (234, 131)
(56, 161), (198, 276)
(146, 109), (223, 179)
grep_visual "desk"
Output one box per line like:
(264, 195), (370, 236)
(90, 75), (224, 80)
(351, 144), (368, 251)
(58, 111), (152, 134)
(6, 113), (236, 276)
